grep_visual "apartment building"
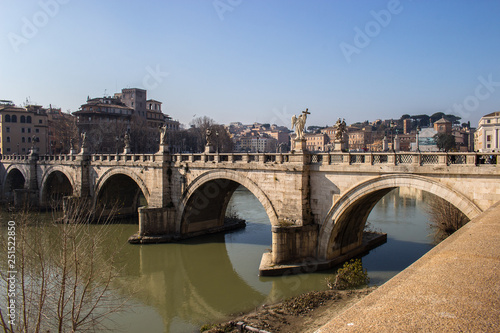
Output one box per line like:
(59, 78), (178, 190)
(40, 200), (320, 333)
(475, 111), (500, 152)
(0, 100), (49, 155)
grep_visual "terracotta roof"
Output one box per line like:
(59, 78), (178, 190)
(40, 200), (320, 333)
(434, 117), (451, 124)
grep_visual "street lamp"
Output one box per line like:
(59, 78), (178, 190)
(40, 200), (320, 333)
(390, 120), (395, 152)
(215, 130), (219, 153)
(416, 124), (421, 152)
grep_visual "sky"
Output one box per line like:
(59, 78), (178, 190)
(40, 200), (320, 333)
(1, 0), (500, 128)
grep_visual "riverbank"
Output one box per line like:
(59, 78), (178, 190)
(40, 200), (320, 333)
(202, 287), (376, 333)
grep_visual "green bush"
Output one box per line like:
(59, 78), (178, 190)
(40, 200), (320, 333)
(330, 259), (369, 290)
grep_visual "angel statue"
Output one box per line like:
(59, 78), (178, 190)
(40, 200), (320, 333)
(291, 108), (310, 140)
(335, 118), (346, 141)
(206, 128), (213, 146)
(80, 132), (87, 148)
(159, 125), (167, 145)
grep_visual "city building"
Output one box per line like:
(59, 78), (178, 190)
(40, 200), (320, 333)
(452, 126), (475, 152)
(347, 128), (372, 151)
(304, 133), (330, 151)
(0, 100), (49, 155)
(475, 111), (500, 152)
(229, 122), (290, 152)
(433, 117), (452, 134)
(415, 126), (438, 152)
(74, 88), (179, 153)
(403, 118), (412, 134)
(235, 132), (277, 152)
(320, 126), (336, 142)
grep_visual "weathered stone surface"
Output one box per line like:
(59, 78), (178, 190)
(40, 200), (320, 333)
(1, 152), (499, 274)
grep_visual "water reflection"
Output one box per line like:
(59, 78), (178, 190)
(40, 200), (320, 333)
(0, 186), (437, 333)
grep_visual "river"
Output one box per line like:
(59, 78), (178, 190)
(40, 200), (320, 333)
(0, 186), (436, 332)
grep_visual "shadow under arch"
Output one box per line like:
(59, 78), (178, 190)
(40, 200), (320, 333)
(3, 167), (26, 201)
(40, 167), (75, 208)
(178, 170), (279, 235)
(94, 170), (149, 220)
(318, 174), (482, 261)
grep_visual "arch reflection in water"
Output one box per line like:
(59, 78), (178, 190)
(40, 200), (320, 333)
(362, 187), (435, 285)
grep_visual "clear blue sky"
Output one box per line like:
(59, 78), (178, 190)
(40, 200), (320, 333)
(1, 0), (500, 128)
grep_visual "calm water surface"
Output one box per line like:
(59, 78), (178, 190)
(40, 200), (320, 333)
(0, 187), (435, 332)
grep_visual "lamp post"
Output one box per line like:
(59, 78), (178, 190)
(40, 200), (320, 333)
(215, 130), (219, 153)
(390, 120), (395, 152)
(416, 124), (421, 152)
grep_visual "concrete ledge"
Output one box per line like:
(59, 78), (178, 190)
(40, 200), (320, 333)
(318, 202), (500, 332)
(259, 231), (387, 276)
(128, 219), (246, 244)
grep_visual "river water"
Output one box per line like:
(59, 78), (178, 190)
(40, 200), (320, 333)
(0, 187), (435, 332)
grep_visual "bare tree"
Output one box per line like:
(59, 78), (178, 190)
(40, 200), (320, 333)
(426, 196), (469, 243)
(0, 200), (128, 332)
(187, 116), (233, 153)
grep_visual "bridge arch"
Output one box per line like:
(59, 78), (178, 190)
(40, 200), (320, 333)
(39, 167), (75, 207)
(94, 168), (150, 219)
(2, 166), (28, 200)
(318, 174), (482, 261)
(178, 170), (278, 235)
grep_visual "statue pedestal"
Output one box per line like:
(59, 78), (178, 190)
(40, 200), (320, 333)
(204, 144), (215, 154)
(334, 140), (345, 152)
(123, 147), (132, 154)
(294, 139), (307, 152)
(70, 149), (77, 155)
(158, 144), (169, 154)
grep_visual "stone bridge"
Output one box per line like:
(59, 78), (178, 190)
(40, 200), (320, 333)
(1, 150), (499, 275)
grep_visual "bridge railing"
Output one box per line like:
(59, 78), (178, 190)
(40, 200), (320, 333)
(91, 153), (158, 163)
(171, 153), (291, 164)
(37, 154), (77, 162)
(0, 154), (30, 161)
(4, 152), (498, 167)
(308, 152), (500, 166)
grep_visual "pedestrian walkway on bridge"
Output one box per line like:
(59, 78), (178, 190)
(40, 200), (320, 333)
(319, 202), (500, 332)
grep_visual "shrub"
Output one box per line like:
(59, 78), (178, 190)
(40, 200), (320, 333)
(328, 259), (369, 290)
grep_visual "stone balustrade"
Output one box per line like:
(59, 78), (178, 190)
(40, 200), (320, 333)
(2, 151), (498, 167)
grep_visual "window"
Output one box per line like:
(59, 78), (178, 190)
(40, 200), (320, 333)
(20, 115), (26, 123)
(6, 127), (10, 133)
(11, 115), (17, 122)
(28, 137), (31, 143)
(487, 135), (492, 142)
(27, 128), (31, 133)
(35, 129), (39, 133)
(22, 137), (25, 143)
(487, 119), (491, 123)
(6, 137), (10, 143)
(39, 119), (42, 124)
(6, 148), (10, 152)
(4, 115), (10, 122)
(22, 128), (25, 133)
(27, 116), (31, 123)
